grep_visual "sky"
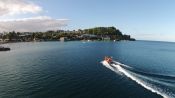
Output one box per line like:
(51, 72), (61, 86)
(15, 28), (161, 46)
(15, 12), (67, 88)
(0, 0), (175, 42)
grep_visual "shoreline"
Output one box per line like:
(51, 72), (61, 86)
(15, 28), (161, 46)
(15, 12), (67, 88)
(0, 39), (136, 45)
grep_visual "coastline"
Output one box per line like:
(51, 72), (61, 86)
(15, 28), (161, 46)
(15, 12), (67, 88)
(0, 39), (136, 45)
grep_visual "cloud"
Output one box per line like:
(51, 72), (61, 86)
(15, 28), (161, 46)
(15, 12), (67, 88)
(0, 1), (70, 32)
(0, 0), (42, 16)
(0, 16), (69, 32)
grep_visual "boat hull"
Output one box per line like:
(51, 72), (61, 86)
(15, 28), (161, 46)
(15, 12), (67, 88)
(0, 47), (10, 51)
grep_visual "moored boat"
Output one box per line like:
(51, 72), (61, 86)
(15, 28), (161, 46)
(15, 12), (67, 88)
(0, 46), (10, 51)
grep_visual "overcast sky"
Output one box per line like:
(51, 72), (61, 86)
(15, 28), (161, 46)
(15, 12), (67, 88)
(0, 0), (175, 42)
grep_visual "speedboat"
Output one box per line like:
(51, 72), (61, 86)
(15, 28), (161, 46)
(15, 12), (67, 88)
(104, 56), (113, 64)
(104, 56), (117, 69)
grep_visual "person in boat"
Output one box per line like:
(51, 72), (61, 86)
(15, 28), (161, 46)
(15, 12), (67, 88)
(104, 56), (112, 64)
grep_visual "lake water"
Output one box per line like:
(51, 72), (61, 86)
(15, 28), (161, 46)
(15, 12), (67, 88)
(0, 41), (175, 98)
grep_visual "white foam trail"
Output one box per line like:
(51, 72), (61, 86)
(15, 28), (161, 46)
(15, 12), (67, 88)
(102, 61), (171, 98)
(101, 61), (122, 75)
(112, 61), (133, 69)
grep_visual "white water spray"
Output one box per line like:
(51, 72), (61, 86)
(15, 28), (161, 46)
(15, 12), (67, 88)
(102, 61), (172, 98)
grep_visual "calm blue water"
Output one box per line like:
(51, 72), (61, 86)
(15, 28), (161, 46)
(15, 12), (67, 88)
(0, 41), (175, 98)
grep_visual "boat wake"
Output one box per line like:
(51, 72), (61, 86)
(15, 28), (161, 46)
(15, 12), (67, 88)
(101, 60), (175, 98)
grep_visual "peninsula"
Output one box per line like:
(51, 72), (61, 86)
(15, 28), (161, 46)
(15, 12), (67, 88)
(0, 26), (135, 43)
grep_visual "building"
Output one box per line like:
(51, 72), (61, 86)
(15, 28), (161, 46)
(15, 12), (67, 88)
(60, 37), (68, 41)
(102, 36), (110, 41)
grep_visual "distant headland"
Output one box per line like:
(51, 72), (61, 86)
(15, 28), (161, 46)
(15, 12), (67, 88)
(0, 26), (135, 43)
